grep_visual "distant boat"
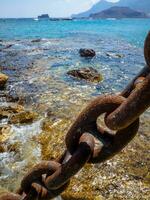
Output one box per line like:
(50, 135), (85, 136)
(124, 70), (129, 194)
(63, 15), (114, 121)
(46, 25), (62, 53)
(36, 14), (72, 21)
(38, 14), (50, 20)
(34, 18), (39, 21)
(107, 18), (116, 20)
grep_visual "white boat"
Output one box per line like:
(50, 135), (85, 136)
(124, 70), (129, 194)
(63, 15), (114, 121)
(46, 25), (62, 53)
(34, 18), (39, 21)
(107, 18), (117, 20)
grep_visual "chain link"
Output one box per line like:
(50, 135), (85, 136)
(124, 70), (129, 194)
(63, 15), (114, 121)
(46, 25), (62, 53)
(0, 31), (150, 200)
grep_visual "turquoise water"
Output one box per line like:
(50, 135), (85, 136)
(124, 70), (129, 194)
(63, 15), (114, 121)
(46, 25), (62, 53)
(0, 19), (150, 195)
(0, 18), (150, 47)
(0, 18), (149, 108)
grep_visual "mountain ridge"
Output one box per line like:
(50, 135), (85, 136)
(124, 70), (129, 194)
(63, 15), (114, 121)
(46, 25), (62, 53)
(72, 0), (150, 18)
(90, 6), (148, 19)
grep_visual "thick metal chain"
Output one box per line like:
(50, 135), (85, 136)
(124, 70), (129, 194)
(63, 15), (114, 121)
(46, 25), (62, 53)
(0, 32), (150, 200)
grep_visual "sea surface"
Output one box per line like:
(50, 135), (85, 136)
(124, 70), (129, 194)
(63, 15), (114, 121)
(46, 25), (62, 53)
(0, 18), (150, 46)
(0, 18), (150, 199)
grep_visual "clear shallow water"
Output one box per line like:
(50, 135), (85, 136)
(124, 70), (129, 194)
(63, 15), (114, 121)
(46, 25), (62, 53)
(0, 35), (145, 112)
(0, 19), (150, 198)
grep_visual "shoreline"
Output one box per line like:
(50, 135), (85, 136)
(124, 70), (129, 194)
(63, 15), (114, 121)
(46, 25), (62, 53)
(0, 31), (149, 199)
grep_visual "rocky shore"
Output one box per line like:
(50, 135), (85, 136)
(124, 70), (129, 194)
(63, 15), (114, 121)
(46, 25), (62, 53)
(0, 37), (149, 200)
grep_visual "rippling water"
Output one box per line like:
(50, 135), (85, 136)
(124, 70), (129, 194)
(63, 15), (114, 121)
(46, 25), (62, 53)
(0, 18), (150, 46)
(0, 19), (150, 199)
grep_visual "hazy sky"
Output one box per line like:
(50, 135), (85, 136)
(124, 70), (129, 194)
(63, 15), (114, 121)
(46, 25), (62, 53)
(0, 0), (119, 18)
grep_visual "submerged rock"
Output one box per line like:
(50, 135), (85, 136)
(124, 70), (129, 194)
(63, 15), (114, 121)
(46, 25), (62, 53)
(0, 104), (24, 119)
(0, 125), (11, 143)
(42, 119), (53, 132)
(31, 39), (42, 43)
(6, 90), (20, 103)
(9, 111), (38, 124)
(0, 144), (5, 153)
(4, 44), (13, 49)
(67, 67), (103, 83)
(106, 52), (124, 58)
(79, 49), (96, 57)
(0, 73), (8, 88)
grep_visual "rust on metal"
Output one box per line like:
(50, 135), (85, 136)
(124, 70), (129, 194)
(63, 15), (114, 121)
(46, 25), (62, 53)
(144, 31), (150, 67)
(66, 95), (125, 154)
(121, 65), (150, 97)
(45, 133), (94, 189)
(0, 193), (21, 200)
(65, 95), (139, 163)
(21, 161), (69, 200)
(21, 161), (61, 194)
(105, 74), (150, 130)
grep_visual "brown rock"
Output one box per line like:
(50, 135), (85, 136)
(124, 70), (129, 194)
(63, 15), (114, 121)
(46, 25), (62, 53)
(106, 52), (124, 58)
(67, 67), (103, 83)
(0, 73), (8, 88)
(0, 144), (5, 153)
(9, 111), (38, 124)
(79, 49), (96, 57)
(4, 44), (13, 49)
(0, 104), (24, 119)
(42, 119), (53, 132)
(0, 125), (11, 143)
(31, 39), (41, 43)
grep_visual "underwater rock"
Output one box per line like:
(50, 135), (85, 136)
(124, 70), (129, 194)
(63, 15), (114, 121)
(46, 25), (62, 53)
(0, 125), (11, 153)
(79, 48), (96, 57)
(46, 108), (58, 120)
(0, 73), (8, 88)
(4, 44), (13, 49)
(6, 88), (31, 105)
(9, 111), (38, 124)
(6, 93), (20, 103)
(0, 104), (24, 119)
(0, 144), (6, 153)
(42, 119), (53, 132)
(6, 90), (26, 104)
(0, 125), (11, 143)
(67, 67), (103, 83)
(31, 39), (42, 43)
(116, 53), (124, 58)
(0, 66), (17, 71)
(106, 52), (124, 58)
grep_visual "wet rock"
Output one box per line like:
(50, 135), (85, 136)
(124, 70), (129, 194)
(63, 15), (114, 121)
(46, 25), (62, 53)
(42, 119), (53, 132)
(7, 142), (21, 153)
(6, 93), (20, 102)
(0, 66), (17, 71)
(6, 89), (27, 105)
(0, 73), (8, 88)
(67, 67), (103, 83)
(116, 53), (124, 58)
(9, 111), (38, 124)
(106, 52), (124, 58)
(46, 108), (57, 119)
(4, 44), (13, 49)
(79, 49), (96, 57)
(31, 39), (41, 43)
(0, 104), (24, 119)
(0, 125), (11, 143)
(0, 144), (6, 153)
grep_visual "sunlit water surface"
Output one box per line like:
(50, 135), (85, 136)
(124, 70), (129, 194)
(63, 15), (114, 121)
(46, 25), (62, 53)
(0, 19), (150, 199)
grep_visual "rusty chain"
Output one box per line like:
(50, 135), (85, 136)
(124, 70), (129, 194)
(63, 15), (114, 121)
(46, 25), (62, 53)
(0, 31), (150, 200)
